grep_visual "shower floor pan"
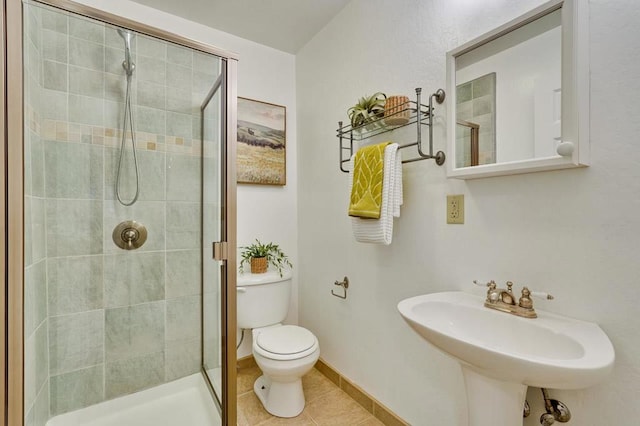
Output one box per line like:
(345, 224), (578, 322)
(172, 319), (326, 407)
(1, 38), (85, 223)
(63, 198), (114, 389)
(47, 374), (220, 426)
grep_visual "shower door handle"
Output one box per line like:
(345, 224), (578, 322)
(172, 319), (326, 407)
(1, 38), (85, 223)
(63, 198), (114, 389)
(213, 241), (228, 261)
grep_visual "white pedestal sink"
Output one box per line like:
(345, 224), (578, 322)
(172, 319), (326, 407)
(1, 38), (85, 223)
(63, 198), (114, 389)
(397, 292), (614, 426)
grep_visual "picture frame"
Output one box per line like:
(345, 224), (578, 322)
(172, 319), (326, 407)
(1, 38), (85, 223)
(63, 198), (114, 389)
(236, 97), (287, 185)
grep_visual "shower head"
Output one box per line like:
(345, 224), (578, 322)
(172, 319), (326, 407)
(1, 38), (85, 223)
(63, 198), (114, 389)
(117, 28), (135, 76)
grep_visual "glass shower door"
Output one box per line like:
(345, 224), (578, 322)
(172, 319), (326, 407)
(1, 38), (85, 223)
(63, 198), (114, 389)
(202, 66), (226, 407)
(12, 0), (238, 423)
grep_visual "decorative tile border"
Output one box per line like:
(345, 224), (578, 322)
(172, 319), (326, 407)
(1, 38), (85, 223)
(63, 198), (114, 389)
(27, 103), (210, 158)
(40, 118), (208, 157)
(237, 355), (409, 426)
(26, 104), (41, 135)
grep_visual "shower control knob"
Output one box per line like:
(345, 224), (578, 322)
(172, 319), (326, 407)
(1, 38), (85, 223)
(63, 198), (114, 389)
(113, 220), (147, 250)
(122, 228), (139, 248)
(122, 228), (138, 242)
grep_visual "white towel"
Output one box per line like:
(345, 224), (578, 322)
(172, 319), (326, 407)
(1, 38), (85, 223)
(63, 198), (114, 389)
(348, 143), (403, 244)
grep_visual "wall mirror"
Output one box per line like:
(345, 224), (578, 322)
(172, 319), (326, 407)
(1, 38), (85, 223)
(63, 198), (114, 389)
(446, 0), (589, 179)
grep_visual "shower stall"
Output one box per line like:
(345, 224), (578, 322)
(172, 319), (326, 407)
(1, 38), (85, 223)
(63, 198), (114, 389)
(2, 0), (238, 424)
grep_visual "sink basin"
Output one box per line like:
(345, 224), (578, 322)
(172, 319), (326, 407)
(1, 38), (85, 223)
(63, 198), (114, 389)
(398, 291), (614, 425)
(398, 291), (614, 389)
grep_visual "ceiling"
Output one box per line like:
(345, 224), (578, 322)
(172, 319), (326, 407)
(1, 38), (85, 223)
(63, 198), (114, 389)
(130, 0), (351, 53)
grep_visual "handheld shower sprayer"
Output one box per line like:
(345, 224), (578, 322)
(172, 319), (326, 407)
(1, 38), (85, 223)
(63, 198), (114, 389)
(115, 27), (139, 206)
(117, 28), (135, 76)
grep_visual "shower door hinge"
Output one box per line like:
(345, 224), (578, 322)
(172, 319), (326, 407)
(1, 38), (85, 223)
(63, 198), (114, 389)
(212, 241), (228, 261)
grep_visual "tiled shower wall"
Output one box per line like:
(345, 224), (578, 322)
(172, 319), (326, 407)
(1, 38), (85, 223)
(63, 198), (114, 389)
(455, 72), (496, 167)
(23, 4), (220, 423)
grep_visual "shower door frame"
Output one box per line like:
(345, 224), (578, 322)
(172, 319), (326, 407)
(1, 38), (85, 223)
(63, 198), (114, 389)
(2, 0), (238, 424)
(1, 0), (8, 423)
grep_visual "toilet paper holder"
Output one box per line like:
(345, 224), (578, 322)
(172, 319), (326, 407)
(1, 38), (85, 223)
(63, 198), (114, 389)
(332, 277), (349, 299)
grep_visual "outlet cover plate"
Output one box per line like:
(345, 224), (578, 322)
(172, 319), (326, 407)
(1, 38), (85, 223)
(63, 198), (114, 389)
(447, 194), (464, 224)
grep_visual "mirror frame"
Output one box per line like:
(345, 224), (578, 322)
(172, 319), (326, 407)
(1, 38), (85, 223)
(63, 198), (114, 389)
(446, 0), (589, 179)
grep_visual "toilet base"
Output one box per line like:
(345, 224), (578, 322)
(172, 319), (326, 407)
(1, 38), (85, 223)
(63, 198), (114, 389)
(253, 374), (305, 418)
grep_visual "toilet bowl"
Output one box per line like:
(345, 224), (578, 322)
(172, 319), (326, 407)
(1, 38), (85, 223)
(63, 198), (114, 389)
(237, 270), (320, 418)
(251, 324), (320, 417)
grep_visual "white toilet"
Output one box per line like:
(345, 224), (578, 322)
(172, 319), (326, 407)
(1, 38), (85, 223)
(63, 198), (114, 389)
(237, 270), (320, 418)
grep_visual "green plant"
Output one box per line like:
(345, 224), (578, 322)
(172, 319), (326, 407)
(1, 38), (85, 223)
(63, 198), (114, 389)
(239, 239), (292, 277)
(347, 92), (387, 128)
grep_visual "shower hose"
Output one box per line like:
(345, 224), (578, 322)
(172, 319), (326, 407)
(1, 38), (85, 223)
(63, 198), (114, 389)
(115, 71), (140, 206)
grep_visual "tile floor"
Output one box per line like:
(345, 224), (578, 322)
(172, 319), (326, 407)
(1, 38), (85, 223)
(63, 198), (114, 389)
(237, 364), (385, 426)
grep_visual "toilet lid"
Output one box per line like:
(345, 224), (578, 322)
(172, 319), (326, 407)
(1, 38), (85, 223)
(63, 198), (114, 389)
(256, 325), (316, 355)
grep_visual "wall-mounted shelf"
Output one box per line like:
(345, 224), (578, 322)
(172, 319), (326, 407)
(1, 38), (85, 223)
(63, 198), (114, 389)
(336, 88), (446, 173)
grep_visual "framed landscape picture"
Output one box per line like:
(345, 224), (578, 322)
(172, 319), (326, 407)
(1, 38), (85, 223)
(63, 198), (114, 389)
(237, 97), (286, 185)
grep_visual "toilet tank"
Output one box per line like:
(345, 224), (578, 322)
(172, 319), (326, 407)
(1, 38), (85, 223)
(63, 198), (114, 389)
(237, 270), (292, 329)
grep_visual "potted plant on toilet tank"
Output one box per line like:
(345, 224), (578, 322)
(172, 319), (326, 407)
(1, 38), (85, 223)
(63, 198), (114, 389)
(239, 239), (292, 276)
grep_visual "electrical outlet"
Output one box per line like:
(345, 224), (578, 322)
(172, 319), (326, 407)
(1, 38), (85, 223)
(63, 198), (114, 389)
(447, 194), (464, 224)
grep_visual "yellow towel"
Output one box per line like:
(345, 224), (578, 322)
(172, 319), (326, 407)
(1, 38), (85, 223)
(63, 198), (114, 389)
(348, 142), (391, 219)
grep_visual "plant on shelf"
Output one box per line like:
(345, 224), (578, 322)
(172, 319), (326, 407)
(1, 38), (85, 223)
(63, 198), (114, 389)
(239, 239), (292, 277)
(347, 92), (387, 130)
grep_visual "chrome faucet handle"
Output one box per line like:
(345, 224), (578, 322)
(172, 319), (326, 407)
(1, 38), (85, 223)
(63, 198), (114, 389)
(519, 287), (534, 309)
(529, 289), (554, 301)
(474, 280), (500, 303)
(519, 287), (554, 311)
(473, 279), (496, 288)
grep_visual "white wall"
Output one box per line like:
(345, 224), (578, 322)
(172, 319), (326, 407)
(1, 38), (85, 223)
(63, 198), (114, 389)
(76, 0), (298, 358)
(297, 0), (640, 425)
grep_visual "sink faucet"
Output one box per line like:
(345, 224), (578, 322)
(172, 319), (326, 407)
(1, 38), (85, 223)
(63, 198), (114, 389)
(473, 280), (553, 319)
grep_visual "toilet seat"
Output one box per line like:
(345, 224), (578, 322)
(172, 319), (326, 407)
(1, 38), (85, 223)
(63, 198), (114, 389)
(254, 325), (319, 361)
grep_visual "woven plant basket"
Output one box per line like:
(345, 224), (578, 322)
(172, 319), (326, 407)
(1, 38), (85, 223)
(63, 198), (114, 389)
(384, 95), (410, 125)
(250, 257), (268, 274)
